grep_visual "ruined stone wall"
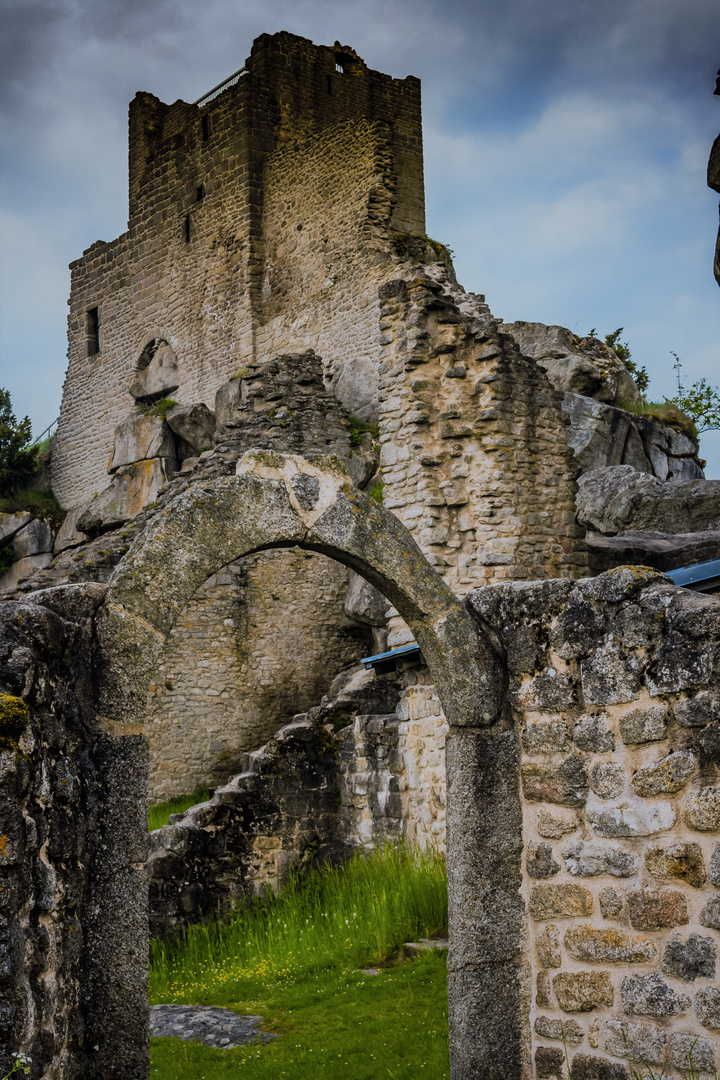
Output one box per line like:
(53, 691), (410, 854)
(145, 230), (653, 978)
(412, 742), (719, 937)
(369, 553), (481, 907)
(147, 549), (367, 800)
(53, 32), (423, 510)
(468, 568), (720, 1079)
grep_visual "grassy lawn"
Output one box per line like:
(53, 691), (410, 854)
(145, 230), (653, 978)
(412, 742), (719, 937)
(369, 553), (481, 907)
(150, 845), (450, 1079)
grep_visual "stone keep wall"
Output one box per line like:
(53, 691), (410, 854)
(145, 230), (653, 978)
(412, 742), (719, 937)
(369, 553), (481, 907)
(468, 568), (720, 1079)
(53, 31), (423, 510)
(147, 549), (366, 800)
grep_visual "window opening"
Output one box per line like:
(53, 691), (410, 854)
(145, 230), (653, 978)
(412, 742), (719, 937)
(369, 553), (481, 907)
(335, 62), (344, 73)
(196, 184), (205, 201)
(184, 215), (191, 243)
(326, 75), (333, 94)
(85, 307), (100, 357)
(201, 114), (209, 141)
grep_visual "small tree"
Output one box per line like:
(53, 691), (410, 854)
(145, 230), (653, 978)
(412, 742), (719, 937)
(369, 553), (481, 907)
(603, 328), (649, 396)
(664, 355), (720, 433)
(0, 390), (38, 497)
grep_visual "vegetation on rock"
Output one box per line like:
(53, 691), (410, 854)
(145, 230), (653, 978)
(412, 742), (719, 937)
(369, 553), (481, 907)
(0, 389), (40, 497)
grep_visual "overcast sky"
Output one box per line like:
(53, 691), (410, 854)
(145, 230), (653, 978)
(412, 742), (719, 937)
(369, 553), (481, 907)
(1, 0), (719, 473)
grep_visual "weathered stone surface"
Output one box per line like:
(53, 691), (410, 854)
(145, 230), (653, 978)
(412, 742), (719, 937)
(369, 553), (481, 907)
(565, 925), (657, 964)
(661, 933), (716, 981)
(563, 840), (636, 878)
(619, 706), (667, 745)
(129, 339), (179, 402)
(599, 887), (623, 918)
(214, 378), (243, 429)
(587, 529), (720, 576)
(523, 720), (572, 755)
(645, 842), (707, 888)
(536, 924), (561, 967)
(576, 467), (720, 536)
(667, 1032), (716, 1074)
(517, 668), (575, 710)
(581, 644), (641, 705)
(586, 792), (676, 837)
(535, 1046), (565, 1077)
(675, 691), (720, 728)
(684, 786), (720, 832)
(108, 414), (176, 472)
(709, 841), (720, 886)
(590, 763), (625, 799)
(571, 1053), (628, 1080)
(527, 843), (560, 879)
(165, 403), (216, 454)
(631, 750), (698, 797)
(12, 518), (53, 558)
(699, 895), (720, 929)
(0, 511), (31, 543)
(344, 570), (388, 627)
(53, 506), (89, 553)
(521, 755), (589, 807)
(695, 987), (720, 1031)
(574, 715), (615, 753)
(537, 970), (552, 1008)
(0, 553), (54, 592)
(534, 1016), (584, 1044)
(553, 972), (614, 1012)
(603, 1020), (665, 1065)
(627, 887), (689, 930)
(530, 883), (594, 920)
(621, 973), (690, 1016)
(561, 393), (649, 473)
(78, 458), (175, 533)
(538, 807), (579, 838)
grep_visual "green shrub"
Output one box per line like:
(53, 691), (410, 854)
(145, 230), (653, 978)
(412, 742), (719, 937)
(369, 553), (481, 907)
(149, 787), (212, 832)
(0, 390), (39, 497)
(348, 415), (379, 448)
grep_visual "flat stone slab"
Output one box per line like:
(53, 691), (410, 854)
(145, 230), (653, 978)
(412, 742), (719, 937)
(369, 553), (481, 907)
(150, 1005), (279, 1049)
(404, 937), (449, 957)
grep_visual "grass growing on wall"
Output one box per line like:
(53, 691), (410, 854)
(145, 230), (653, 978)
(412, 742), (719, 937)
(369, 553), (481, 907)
(149, 844), (450, 1079)
(149, 787), (212, 832)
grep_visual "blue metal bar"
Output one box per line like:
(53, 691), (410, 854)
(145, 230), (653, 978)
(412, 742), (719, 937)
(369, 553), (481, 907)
(666, 559), (720, 587)
(361, 643), (423, 668)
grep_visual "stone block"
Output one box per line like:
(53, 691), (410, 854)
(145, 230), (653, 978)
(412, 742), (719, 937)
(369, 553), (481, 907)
(590, 763), (625, 799)
(534, 1016), (584, 1044)
(621, 973), (690, 1016)
(667, 1032), (716, 1074)
(553, 972), (614, 1012)
(574, 715), (615, 752)
(109, 414), (176, 472)
(0, 553), (53, 592)
(563, 840), (637, 878)
(564, 925), (657, 964)
(709, 841), (720, 885)
(586, 792), (676, 837)
(530, 883), (594, 920)
(12, 518), (53, 558)
(538, 807), (579, 838)
(684, 787), (720, 832)
(522, 720), (571, 754)
(53, 506), (89, 553)
(517, 669), (575, 710)
(581, 645), (640, 706)
(619, 707), (667, 745)
(535, 1046), (565, 1077)
(645, 842), (706, 888)
(521, 755), (589, 807)
(78, 458), (174, 533)
(661, 934), (716, 982)
(627, 887), (689, 930)
(571, 1054), (628, 1080)
(165, 403), (216, 454)
(344, 570), (387, 627)
(527, 842), (560, 878)
(215, 378), (243, 428)
(536, 923), (561, 967)
(0, 512), (31, 543)
(699, 896), (720, 930)
(675, 692), (720, 728)
(603, 1020), (665, 1065)
(129, 340), (179, 402)
(695, 987), (720, 1031)
(631, 750), (698, 797)
(537, 970), (552, 1007)
(599, 887), (623, 918)
(576, 467), (720, 536)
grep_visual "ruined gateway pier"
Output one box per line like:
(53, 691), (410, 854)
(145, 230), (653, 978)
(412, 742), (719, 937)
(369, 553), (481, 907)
(0, 29), (718, 1080)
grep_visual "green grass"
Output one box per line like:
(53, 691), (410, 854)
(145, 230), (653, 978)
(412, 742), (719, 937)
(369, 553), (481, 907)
(150, 845), (450, 1078)
(149, 787), (211, 832)
(0, 487), (64, 526)
(616, 399), (697, 439)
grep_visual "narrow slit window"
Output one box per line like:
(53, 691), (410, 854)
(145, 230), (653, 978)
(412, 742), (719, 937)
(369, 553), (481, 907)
(326, 75), (333, 94)
(201, 114), (209, 141)
(196, 184), (205, 201)
(85, 307), (99, 357)
(184, 215), (191, 243)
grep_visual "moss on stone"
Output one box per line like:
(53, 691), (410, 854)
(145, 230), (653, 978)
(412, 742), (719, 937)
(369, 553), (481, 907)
(0, 693), (29, 747)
